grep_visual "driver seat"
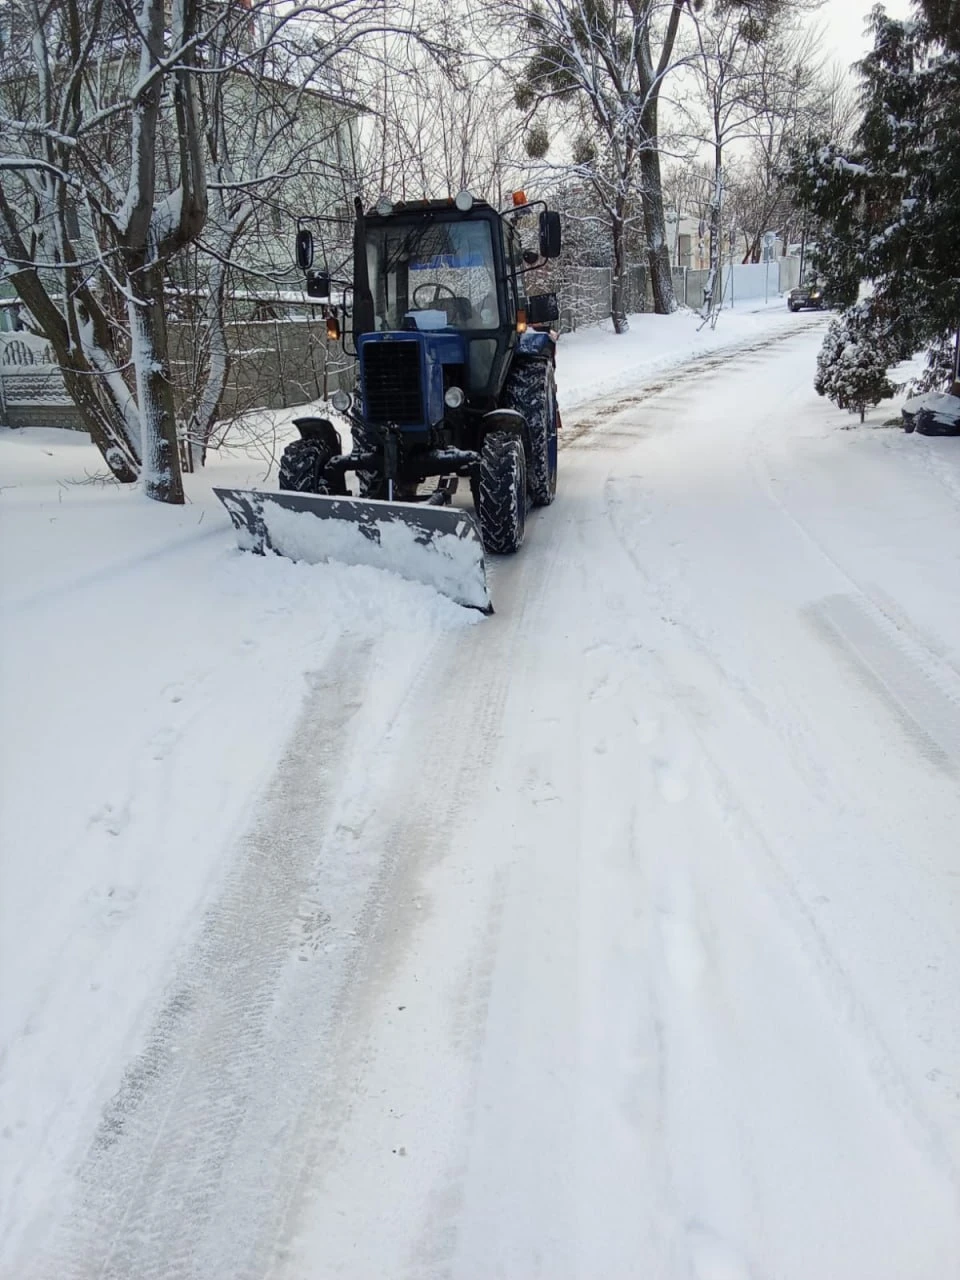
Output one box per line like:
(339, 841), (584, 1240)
(442, 296), (474, 325)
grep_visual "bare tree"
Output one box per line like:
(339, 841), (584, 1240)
(496, 0), (697, 325)
(724, 25), (854, 262)
(171, 17), (364, 466)
(686, 4), (765, 308)
(0, 0), (445, 498)
(0, 0), (215, 497)
(350, 32), (527, 209)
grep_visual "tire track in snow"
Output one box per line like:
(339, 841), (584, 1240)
(21, 636), (382, 1279)
(569, 496), (767, 1279)
(270, 524), (569, 1278)
(640, 671), (958, 1266)
(560, 318), (825, 450)
(748, 434), (960, 771)
(807, 593), (960, 771)
(593, 416), (960, 1217)
(14, 448), (565, 1278)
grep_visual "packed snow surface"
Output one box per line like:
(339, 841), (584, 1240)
(4, 306), (960, 1277)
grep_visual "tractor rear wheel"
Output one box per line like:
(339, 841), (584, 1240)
(501, 358), (558, 507)
(278, 439), (333, 494)
(475, 432), (526, 554)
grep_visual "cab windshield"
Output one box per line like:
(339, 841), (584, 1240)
(366, 218), (500, 332)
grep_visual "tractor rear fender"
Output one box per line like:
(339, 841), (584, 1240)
(292, 416), (342, 453)
(517, 329), (556, 362)
(479, 408), (529, 459)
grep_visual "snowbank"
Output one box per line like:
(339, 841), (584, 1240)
(556, 300), (805, 411)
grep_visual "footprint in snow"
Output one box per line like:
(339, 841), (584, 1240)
(149, 725), (182, 761)
(89, 800), (131, 836)
(633, 714), (661, 745)
(654, 761), (689, 803)
(86, 884), (138, 923)
(659, 912), (706, 992)
(687, 1223), (754, 1280)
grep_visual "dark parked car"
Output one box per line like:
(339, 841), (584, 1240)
(787, 282), (829, 311)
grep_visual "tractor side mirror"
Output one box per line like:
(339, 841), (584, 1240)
(306, 269), (331, 299)
(295, 228), (314, 270)
(539, 211), (561, 259)
(527, 292), (559, 324)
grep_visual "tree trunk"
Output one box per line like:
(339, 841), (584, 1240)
(0, 242), (140, 481)
(631, 1), (683, 315)
(185, 254), (231, 466)
(60, 363), (140, 482)
(128, 266), (184, 504)
(638, 143), (677, 315)
(611, 207), (629, 334)
(703, 154), (724, 316)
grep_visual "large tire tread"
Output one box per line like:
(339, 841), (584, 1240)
(501, 357), (558, 507)
(476, 432), (526, 554)
(278, 439), (332, 494)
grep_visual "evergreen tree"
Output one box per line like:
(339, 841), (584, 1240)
(814, 308), (897, 423)
(789, 3), (960, 393)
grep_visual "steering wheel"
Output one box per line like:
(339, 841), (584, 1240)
(412, 282), (457, 308)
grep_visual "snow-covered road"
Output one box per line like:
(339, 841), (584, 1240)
(10, 321), (960, 1277)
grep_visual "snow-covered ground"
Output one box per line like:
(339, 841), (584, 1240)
(556, 297), (799, 411)
(5, 306), (960, 1277)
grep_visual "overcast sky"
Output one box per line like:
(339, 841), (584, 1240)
(814, 0), (914, 69)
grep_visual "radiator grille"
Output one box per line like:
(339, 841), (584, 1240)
(362, 341), (423, 426)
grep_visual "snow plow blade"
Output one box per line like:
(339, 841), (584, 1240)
(214, 487), (492, 614)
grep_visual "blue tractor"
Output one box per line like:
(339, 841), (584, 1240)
(215, 191), (562, 612)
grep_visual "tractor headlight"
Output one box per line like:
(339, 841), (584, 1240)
(331, 389), (352, 413)
(444, 386), (465, 409)
(454, 190), (474, 212)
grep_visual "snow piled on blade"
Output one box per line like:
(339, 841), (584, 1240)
(217, 488), (492, 614)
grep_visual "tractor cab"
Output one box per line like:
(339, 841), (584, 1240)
(300, 193), (560, 414)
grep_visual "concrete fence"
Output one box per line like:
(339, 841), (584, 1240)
(1, 256), (804, 432)
(0, 318), (353, 432)
(0, 331), (82, 431)
(552, 256), (801, 327)
(671, 257), (802, 309)
(167, 315), (354, 419)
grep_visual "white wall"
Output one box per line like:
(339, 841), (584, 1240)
(719, 258), (800, 305)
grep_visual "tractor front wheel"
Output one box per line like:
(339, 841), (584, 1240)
(475, 432), (526, 554)
(278, 439), (333, 494)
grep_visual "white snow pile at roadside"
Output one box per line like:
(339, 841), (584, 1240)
(556, 299), (806, 411)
